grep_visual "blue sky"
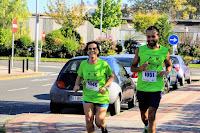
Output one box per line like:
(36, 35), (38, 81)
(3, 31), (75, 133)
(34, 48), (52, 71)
(27, 0), (132, 13)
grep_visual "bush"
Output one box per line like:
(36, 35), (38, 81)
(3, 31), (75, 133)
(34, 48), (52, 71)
(124, 38), (138, 54)
(96, 35), (117, 56)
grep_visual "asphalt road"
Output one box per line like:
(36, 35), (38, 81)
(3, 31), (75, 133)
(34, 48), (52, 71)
(0, 60), (65, 123)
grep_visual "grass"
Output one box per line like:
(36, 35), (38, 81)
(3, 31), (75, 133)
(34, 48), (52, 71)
(0, 56), (70, 63)
(0, 119), (11, 133)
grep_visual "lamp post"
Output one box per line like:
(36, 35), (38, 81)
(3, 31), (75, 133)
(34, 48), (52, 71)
(19, 22), (23, 37)
(100, 0), (103, 36)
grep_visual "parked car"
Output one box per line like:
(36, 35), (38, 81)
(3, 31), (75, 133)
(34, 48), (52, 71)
(163, 67), (179, 94)
(190, 59), (200, 64)
(108, 54), (138, 85)
(170, 55), (191, 86)
(50, 56), (136, 116)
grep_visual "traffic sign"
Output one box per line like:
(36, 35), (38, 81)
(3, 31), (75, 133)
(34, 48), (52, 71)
(42, 30), (45, 41)
(168, 34), (179, 45)
(12, 19), (18, 33)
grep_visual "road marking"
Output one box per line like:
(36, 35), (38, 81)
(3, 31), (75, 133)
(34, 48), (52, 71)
(8, 87), (29, 92)
(42, 84), (53, 87)
(31, 78), (55, 81)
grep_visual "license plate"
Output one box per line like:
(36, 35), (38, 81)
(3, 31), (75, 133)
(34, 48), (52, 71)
(70, 96), (82, 101)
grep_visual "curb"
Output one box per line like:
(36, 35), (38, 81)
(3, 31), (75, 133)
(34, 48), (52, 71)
(0, 72), (46, 80)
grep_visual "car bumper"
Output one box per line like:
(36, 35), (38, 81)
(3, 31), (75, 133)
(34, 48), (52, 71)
(50, 83), (83, 104)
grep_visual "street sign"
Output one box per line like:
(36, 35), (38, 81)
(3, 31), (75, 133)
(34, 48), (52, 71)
(42, 30), (45, 41)
(168, 34), (179, 45)
(12, 19), (18, 33)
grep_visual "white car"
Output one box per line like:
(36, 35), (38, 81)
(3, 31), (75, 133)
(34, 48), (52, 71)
(108, 54), (138, 85)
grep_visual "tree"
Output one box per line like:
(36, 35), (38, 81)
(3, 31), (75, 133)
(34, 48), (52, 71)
(132, 11), (160, 34)
(129, 0), (196, 19)
(89, 0), (122, 32)
(154, 14), (174, 50)
(46, 0), (85, 29)
(0, 0), (30, 47)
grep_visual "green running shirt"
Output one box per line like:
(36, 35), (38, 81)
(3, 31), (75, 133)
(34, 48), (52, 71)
(137, 44), (168, 92)
(77, 58), (113, 104)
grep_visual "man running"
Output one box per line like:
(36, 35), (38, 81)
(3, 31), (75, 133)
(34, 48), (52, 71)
(131, 26), (173, 133)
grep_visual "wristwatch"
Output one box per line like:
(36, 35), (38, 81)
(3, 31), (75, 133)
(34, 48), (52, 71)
(104, 85), (109, 89)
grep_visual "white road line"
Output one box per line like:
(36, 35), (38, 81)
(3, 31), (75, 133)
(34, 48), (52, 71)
(8, 87), (29, 92)
(42, 84), (53, 87)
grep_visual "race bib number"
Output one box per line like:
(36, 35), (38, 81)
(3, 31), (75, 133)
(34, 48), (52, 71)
(142, 71), (157, 82)
(86, 81), (99, 91)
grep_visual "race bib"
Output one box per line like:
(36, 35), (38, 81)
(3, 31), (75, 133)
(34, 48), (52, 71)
(86, 81), (99, 91)
(142, 71), (157, 82)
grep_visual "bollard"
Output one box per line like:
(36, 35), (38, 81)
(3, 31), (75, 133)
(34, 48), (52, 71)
(22, 59), (25, 73)
(26, 59), (29, 71)
(8, 55), (11, 74)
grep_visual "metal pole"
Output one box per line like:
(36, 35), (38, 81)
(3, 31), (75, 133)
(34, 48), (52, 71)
(8, 55), (11, 74)
(100, 0), (103, 36)
(11, 32), (14, 68)
(26, 59), (29, 71)
(22, 59), (25, 73)
(34, 0), (39, 72)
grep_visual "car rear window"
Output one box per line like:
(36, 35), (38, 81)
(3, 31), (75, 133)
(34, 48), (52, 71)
(114, 58), (133, 67)
(63, 60), (83, 73)
(170, 57), (179, 64)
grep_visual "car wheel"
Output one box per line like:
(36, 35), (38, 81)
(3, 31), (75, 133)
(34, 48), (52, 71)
(173, 77), (178, 89)
(180, 76), (185, 86)
(187, 75), (191, 84)
(109, 95), (120, 116)
(128, 93), (137, 109)
(163, 80), (170, 94)
(50, 101), (62, 113)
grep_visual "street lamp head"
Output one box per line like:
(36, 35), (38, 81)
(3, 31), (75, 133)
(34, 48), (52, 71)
(20, 22), (23, 28)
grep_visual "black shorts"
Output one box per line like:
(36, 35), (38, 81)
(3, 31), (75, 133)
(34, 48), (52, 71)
(136, 90), (162, 111)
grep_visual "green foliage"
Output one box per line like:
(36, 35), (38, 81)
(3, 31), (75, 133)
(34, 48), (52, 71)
(15, 35), (31, 49)
(115, 43), (122, 54)
(89, 0), (122, 32)
(63, 37), (79, 57)
(96, 35), (117, 56)
(154, 14), (174, 51)
(0, 0), (30, 47)
(132, 11), (160, 34)
(46, 0), (85, 29)
(44, 28), (81, 58)
(129, 0), (197, 19)
(124, 38), (138, 54)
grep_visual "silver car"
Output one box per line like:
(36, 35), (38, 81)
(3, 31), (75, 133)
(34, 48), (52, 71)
(108, 54), (138, 85)
(170, 55), (191, 86)
(50, 56), (136, 116)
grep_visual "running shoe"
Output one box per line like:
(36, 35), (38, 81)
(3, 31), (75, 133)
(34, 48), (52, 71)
(101, 127), (108, 133)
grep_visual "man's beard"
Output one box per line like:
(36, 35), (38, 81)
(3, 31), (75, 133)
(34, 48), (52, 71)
(147, 40), (157, 47)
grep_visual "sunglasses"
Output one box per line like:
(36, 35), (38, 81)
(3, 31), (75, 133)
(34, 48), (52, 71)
(88, 47), (97, 50)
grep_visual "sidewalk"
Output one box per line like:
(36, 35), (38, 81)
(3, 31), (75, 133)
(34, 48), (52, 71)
(0, 66), (45, 80)
(2, 81), (200, 132)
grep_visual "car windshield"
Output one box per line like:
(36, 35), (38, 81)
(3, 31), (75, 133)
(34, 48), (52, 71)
(170, 57), (179, 64)
(114, 58), (133, 67)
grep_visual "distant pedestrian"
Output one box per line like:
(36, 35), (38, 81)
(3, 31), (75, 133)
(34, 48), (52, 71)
(131, 26), (173, 133)
(73, 41), (114, 133)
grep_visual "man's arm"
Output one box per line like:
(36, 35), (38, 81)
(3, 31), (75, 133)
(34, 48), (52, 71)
(131, 48), (149, 72)
(159, 51), (173, 77)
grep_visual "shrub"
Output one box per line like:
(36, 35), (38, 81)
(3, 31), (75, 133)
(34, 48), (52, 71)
(96, 35), (117, 56)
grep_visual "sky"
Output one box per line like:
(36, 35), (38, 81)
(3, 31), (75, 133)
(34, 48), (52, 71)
(27, 0), (132, 13)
